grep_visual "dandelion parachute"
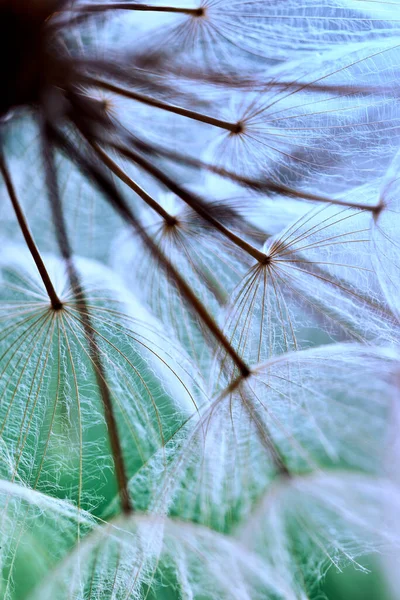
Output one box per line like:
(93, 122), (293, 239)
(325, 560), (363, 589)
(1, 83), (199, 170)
(1, 0), (400, 599)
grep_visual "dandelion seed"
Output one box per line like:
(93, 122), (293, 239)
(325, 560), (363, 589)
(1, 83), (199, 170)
(137, 345), (400, 532)
(92, 0), (400, 69)
(0, 246), (201, 513)
(239, 472), (400, 597)
(0, 480), (95, 600)
(372, 148), (400, 319)
(220, 200), (397, 367)
(28, 511), (298, 600)
(204, 45), (400, 192)
(112, 190), (255, 372)
(1, 0), (400, 598)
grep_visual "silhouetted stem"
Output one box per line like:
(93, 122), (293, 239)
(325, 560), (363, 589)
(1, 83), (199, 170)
(111, 141), (269, 263)
(0, 153), (63, 310)
(73, 3), (204, 16)
(241, 390), (290, 477)
(83, 76), (240, 134)
(127, 137), (380, 212)
(40, 122), (133, 515)
(92, 144), (177, 225)
(50, 122), (251, 378)
(92, 144), (232, 304)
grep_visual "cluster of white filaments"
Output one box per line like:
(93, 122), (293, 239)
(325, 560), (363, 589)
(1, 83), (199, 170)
(1, 1), (400, 599)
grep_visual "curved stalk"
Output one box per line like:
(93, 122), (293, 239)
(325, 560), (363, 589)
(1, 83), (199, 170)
(40, 121), (133, 515)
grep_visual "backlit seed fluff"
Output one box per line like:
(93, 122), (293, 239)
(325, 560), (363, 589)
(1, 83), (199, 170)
(1, 1), (400, 599)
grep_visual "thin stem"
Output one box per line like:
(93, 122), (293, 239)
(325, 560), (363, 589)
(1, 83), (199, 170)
(0, 153), (63, 310)
(83, 76), (240, 134)
(127, 137), (380, 213)
(101, 129), (266, 240)
(73, 3), (204, 16)
(258, 182), (380, 212)
(241, 389), (290, 477)
(91, 144), (239, 305)
(110, 141), (269, 263)
(92, 144), (177, 225)
(50, 122), (251, 379)
(40, 121), (133, 515)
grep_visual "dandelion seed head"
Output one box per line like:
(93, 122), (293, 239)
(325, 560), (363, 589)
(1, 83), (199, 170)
(1, 0), (400, 597)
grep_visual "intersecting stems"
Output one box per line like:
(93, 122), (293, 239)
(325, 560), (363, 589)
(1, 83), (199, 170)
(52, 122), (251, 379)
(40, 122), (133, 514)
(112, 141), (269, 263)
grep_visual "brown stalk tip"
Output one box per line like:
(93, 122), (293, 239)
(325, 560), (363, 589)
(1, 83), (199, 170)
(51, 299), (64, 311)
(100, 98), (112, 113)
(164, 215), (179, 228)
(372, 202), (384, 221)
(259, 253), (271, 266)
(232, 121), (244, 135)
(194, 6), (205, 17)
(241, 365), (252, 379)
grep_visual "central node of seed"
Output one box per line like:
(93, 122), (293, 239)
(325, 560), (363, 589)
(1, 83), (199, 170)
(260, 253), (272, 266)
(163, 215), (180, 229)
(233, 121), (244, 135)
(52, 300), (64, 311)
(193, 6), (206, 18)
